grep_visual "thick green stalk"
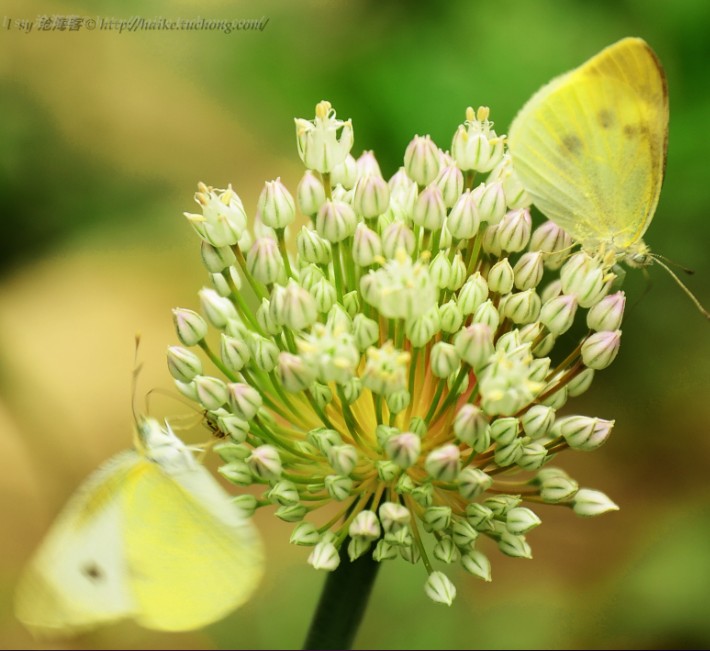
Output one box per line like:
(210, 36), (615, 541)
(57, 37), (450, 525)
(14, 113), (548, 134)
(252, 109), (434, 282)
(302, 540), (380, 650)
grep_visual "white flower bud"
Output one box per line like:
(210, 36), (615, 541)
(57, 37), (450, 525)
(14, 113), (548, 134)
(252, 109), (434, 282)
(501, 289), (541, 324)
(228, 382), (263, 421)
(448, 253), (466, 291)
(423, 506), (452, 532)
(587, 291), (625, 331)
(352, 313), (379, 351)
(461, 550), (492, 581)
(246, 237), (284, 285)
(488, 258), (515, 294)
(498, 531), (532, 559)
(424, 444), (460, 481)
(453, 404), (490, 450)
(472, 299), (501, 331)
(275, 504), (308, 522)
(567, 367), (595, 397)
(173, 308), (208, 346)
(352, 223), (382, 267)
(572, 488), (619, 517)
(315, 199), (357, 243)
(327, 444), (359, 475)
(538, 472), (579, 503)
(198, 288), (238, 329)
(489, 417), (519, 445)
(506, 507), (542, 535)
(494, 438), (524, 466)
(424, 572), (457, 606)
(372, 539), (397, 561)
(193, 375), (228, 411)
(435, 164), (464, 208)
(453, 516), (481, 543)
(308, 278), (335, 314)
(307, 427), (342, 454)
(404, 135), (441, 186)
(521, 404), (555, 439)
(540, 294), (578, 335)
(380, 223), (414, 262)
(554, 416), (615, 451)
(217, 413), (249, 442)
(218, 460), (252, 485)
(258, 178), (295, 229)
(517, 442), (548, 470)
(379, 502), (411, 533)
(325, 474), (353, 501)
(513, 251), (544, 290)
(349, 510), (381, 540)
(498, 208), (532, 252)
(530, 220), (573, 269)
(457, 467), (493, 499)
(297, 170), (326, 216)
(220, 333), (251, 373)
(464, 504), (493, 531)
(475, 181), (506, 225)
(330, 153), (358, 189)
(167, 346), (203, 382)
(290, 522), (321, 546)
(581, 330), (622, 370)
(247, 444), (282, 480)
(354, 174), (390, 219)
(308, 540), (341, 571)
(430, 342), (460, 378)
(281, 280), (318, 331)
(412, 184), (446, 231)
(447, 191), (480, 242)
(439, 301), (463, 334)
(454, 323), (494, 370)
(200, 241), (236, 273)
(458, 273), (489, 315)
(297, 226), (331, 265)
(384, 431), (421, 468)
(267, 479), (300, 506)
(433, 537), (459, 564)
(429, 251), (451, 289)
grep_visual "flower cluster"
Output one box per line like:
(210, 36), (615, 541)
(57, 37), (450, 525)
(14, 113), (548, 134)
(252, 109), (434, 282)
(169, 101), (622, 605)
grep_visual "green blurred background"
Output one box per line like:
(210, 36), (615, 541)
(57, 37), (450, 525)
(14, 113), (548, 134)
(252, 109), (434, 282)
(1, 0), (709, 648)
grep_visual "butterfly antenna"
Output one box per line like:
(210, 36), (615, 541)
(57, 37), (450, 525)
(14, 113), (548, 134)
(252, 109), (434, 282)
(132, 334), (144, 424)
(653, 253), (695, 276)
(652, 256), (710, 320)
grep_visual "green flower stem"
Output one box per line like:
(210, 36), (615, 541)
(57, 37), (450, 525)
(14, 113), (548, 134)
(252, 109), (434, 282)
(302, 537), (380, 651)
(232, 245), (268, 301)
(276, 228), (294, 278)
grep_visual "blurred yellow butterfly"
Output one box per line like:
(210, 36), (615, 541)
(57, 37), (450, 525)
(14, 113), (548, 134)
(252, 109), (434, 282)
(508, 37), (668, 268)
(14, 415), (263, 636)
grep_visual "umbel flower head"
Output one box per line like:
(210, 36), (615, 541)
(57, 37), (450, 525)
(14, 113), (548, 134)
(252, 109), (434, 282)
(170, 101), (622, 605)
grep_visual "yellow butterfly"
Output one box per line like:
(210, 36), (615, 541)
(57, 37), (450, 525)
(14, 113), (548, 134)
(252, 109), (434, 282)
(14, 415), (264, 636)
(508, 37), (668, 268)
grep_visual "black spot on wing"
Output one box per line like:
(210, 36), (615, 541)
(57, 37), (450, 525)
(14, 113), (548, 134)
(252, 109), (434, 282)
(597, 109), (614, 129)
(82, 562), (104, 581)
(562, 134), (582, 156)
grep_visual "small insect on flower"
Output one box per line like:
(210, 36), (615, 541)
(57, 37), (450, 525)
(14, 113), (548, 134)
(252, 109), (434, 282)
(14, 359), (263, 636)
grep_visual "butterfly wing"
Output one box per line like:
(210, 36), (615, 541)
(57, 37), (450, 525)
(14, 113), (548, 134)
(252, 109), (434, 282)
(14, 452), (141, 636)
(508, 37), (668, 252)
(122, 460), (264, 632)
